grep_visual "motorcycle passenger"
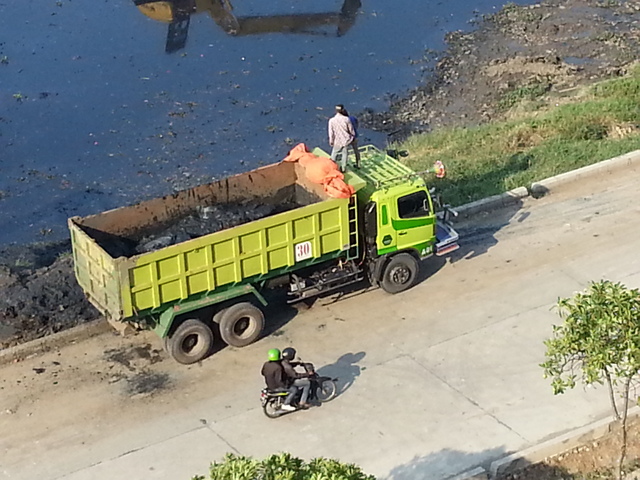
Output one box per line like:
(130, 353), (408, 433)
(281, 347), (311, 408)
(260, 348), (296, 412)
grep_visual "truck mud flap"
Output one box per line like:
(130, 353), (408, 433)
(435, 220), (459, 256)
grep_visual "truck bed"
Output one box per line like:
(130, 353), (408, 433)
(69, 160), (357, 323)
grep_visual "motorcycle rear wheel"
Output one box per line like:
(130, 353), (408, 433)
(263, 398), (282, 418)
(316, 379), (337, 403)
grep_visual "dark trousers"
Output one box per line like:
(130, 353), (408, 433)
(284, 378), (311, 405)
(350, 138), (361, 167)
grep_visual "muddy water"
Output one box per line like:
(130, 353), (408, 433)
(0, 0), (532, 246)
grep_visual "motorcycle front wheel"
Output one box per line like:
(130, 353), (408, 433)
(316, 379), (337, 403)
(263, 398), (282, 418)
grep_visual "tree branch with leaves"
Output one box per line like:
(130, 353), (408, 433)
(541, 280), (640, 480)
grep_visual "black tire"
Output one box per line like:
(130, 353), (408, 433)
(218, 302), (265, 347)
(316, 379), (337, 403)
(380, 253), (419, 294)
(263, 397), (282, 419)
(165, 319), (213, 365)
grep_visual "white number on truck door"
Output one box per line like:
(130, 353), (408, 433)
(295, 241), (312, 262)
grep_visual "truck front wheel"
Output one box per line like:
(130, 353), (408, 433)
(165, 319), (213, 365)
(380, 253), (419, 294)
(218, 302), (265, 348)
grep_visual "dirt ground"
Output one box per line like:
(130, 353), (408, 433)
(497, 417), (640, 479)
(0, 243), (100, 348)
(1, 0), (640, 477)
(365, 0), (640, 138)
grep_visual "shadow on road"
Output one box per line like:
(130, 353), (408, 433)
(385, 444), (573, 480)
(412, 200), (525, 287)
(449, 201), (525, 262)
(261, 290), (304, 339)
(316, 351), (366, 396)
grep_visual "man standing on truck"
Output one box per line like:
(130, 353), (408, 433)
(328, 104), (356, 172)
(341, 107), (361, 169)
(261, 348), (296, 411)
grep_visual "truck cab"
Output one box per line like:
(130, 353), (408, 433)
(369, 181), (435, 258)
(339, 145), (459, 293)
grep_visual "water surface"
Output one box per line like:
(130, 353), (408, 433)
(0, 0), (531, 245)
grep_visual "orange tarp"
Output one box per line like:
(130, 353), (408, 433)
(283, 143), (355, 199)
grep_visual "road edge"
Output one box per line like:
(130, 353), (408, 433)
(0, 318), (111, 365)
(452, 406), (640, 480)
(454, 149), (640, 218)
(491, 406), (640, 479)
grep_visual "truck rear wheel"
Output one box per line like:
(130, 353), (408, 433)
(217, 302), (264, 348)
(380, 253), (419, 294)
(165, 319), (213, 365)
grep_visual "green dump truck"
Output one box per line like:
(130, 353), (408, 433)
(69, 145), (459, 364)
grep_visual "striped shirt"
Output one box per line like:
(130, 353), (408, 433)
(328, 113), (355, 149)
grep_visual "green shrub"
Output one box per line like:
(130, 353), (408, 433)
(192, 453), (376, 480)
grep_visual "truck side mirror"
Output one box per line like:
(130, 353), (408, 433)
(430, 190), (442, 209)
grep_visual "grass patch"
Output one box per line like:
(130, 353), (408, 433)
(57, 250), (73, 261)
(498, 81), (551, 111)
(398, 65), (640, 206)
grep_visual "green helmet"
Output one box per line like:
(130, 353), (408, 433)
(267, 348), (281, 361)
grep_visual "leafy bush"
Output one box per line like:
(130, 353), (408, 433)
(192, 453), (376, 480)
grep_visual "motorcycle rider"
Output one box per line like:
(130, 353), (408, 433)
(281, 347), (312, 408)
(260, 348), (296, 411)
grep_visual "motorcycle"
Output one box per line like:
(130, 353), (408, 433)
(261, 362), (338, 418)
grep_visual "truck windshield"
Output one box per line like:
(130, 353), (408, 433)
(397, 190), (430, 219)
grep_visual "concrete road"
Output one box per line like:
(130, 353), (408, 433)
(1, 165), (639, 480)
